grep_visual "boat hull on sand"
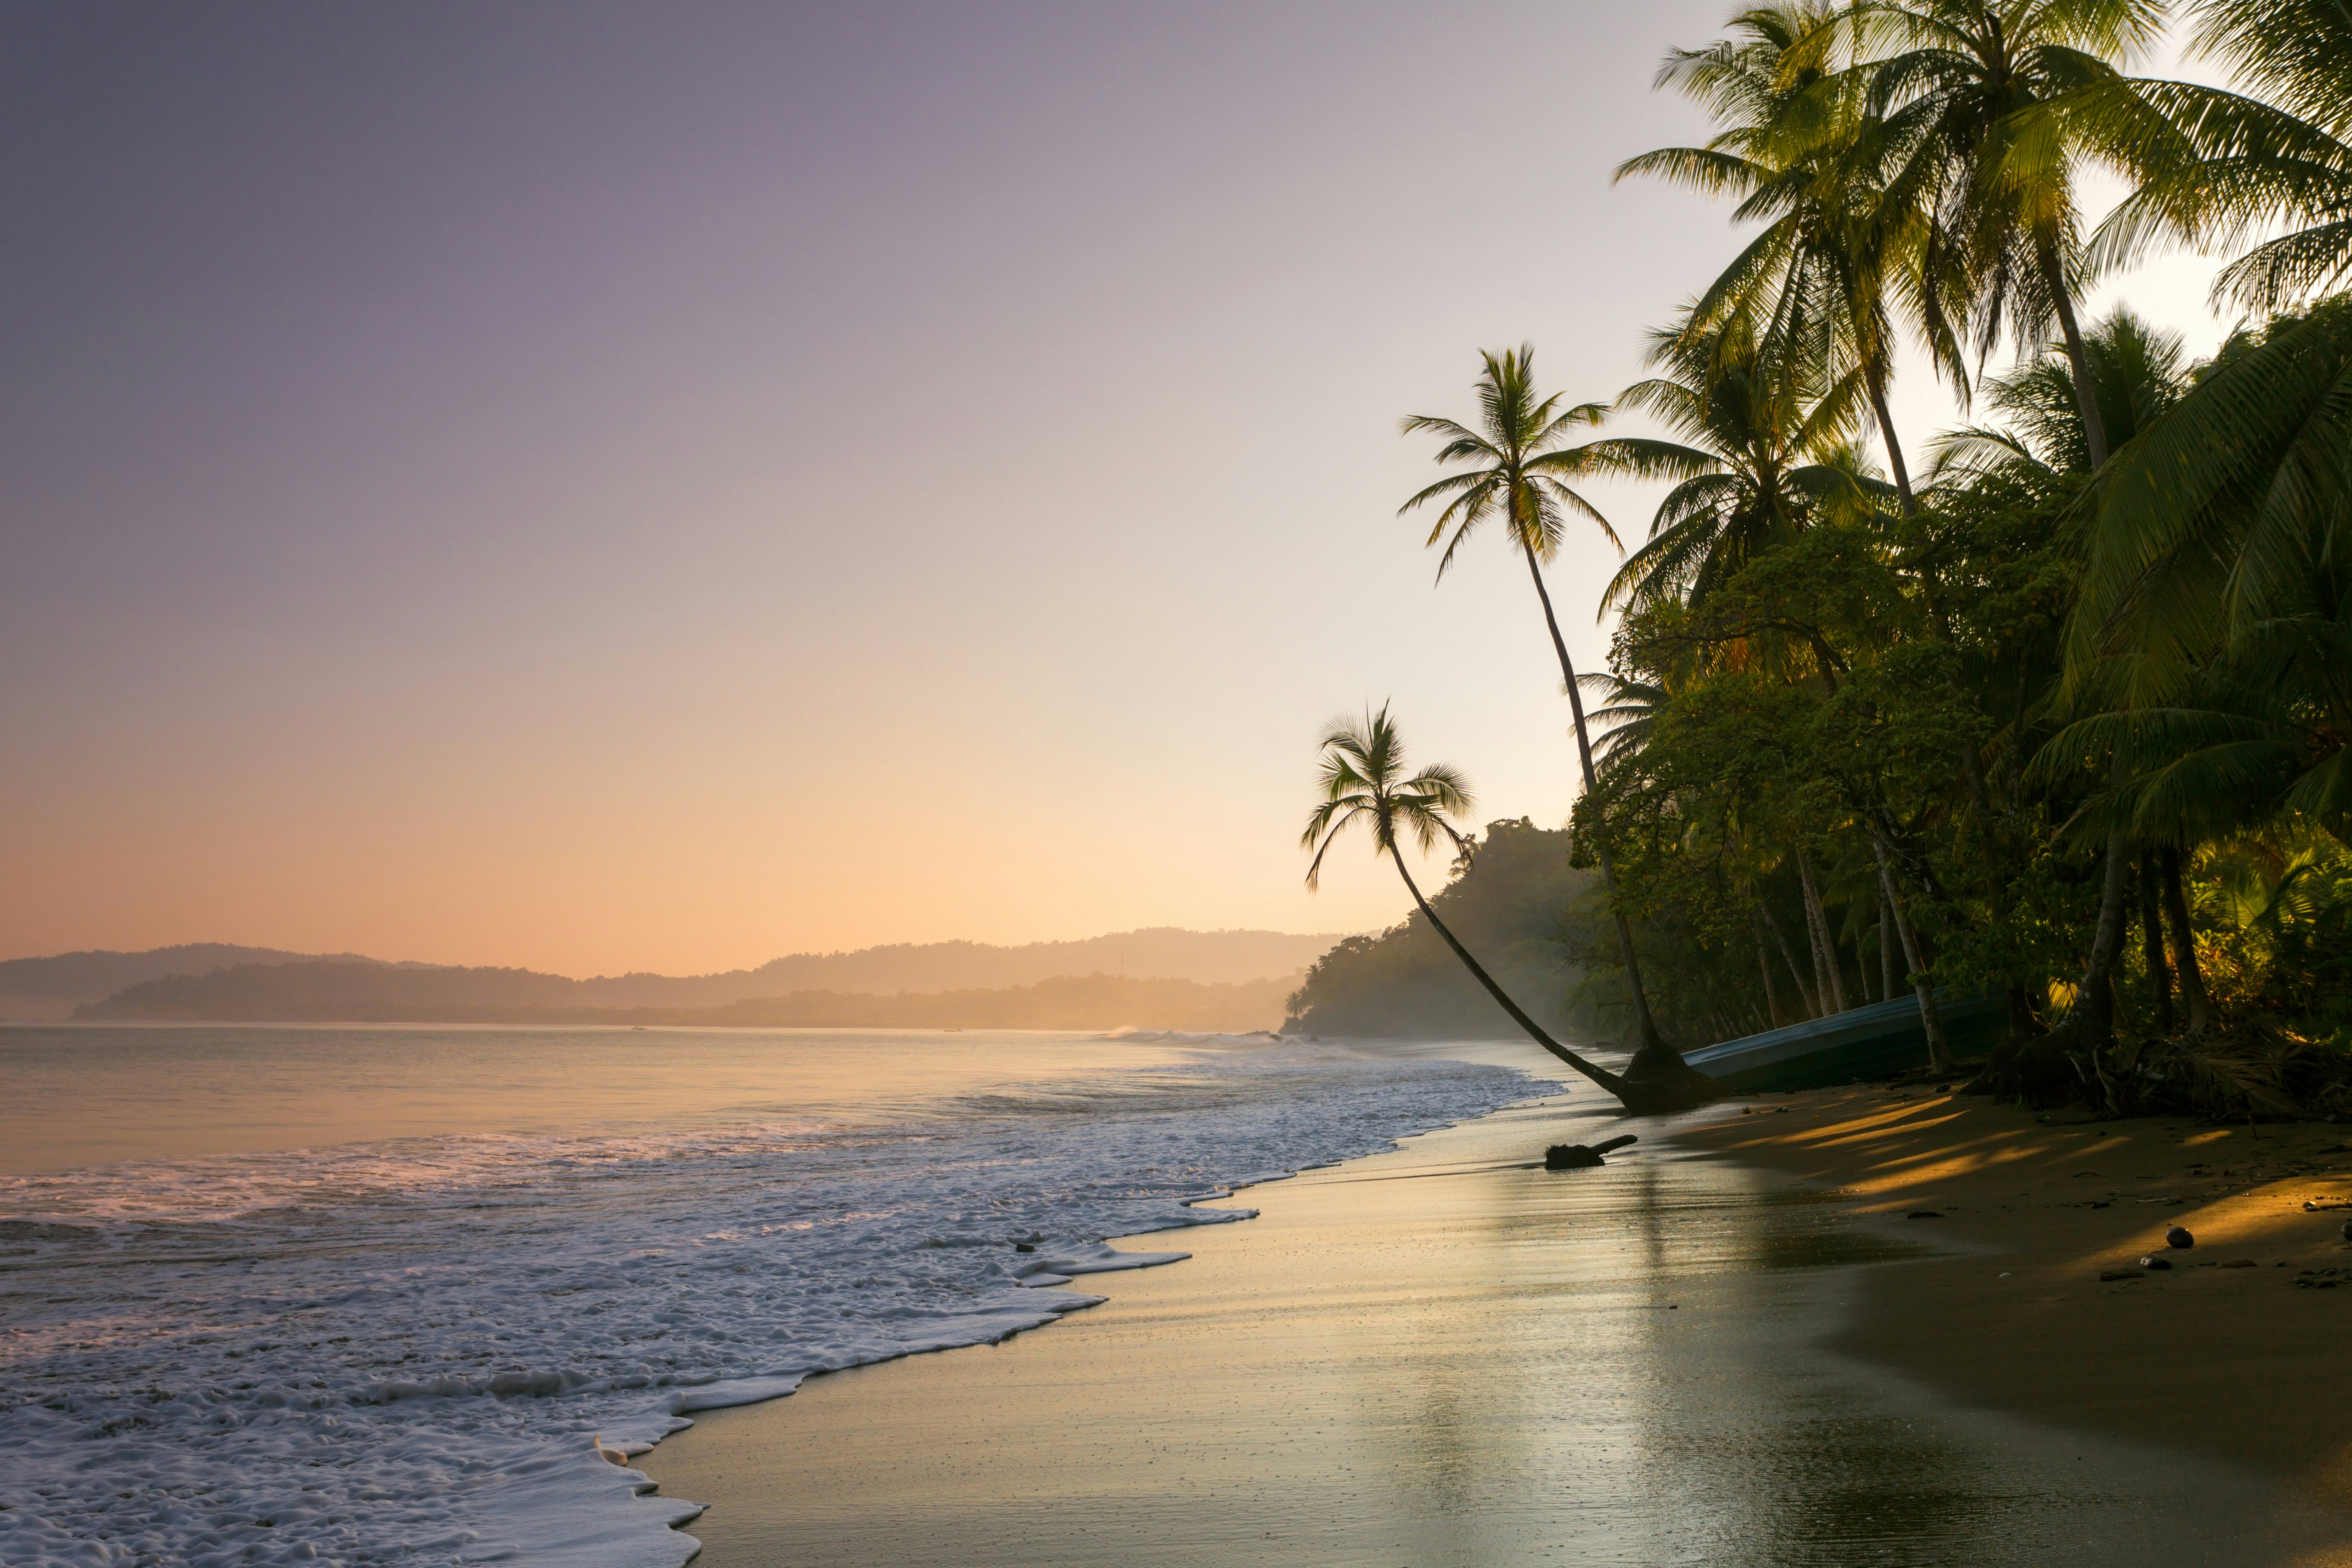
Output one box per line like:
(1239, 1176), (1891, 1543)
(1683, 992), (2006, 1092)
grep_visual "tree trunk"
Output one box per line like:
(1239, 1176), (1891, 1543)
(1754, 911), (1785, 1027)
(1874, 833), (1952, 1073)
(2162, 846), (2213, 1031)
(1796, 851), (1849, 1013)
(1973, 833), (2134, 1106)
(2041, 238), (2111, 469)
(1869, 379), (1918, 518)
(2071, 832), (2134, 1040)
(2140, 855), (2174, 1034)
(1390, 856), (1715, 1114)
(1521, 541), (1700, 1103)
(1760, 898), (1820, 1017)
(1878, 884), (1900, 1001)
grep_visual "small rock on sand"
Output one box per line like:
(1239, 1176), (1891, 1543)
(2166, 1226), (2194, 1249)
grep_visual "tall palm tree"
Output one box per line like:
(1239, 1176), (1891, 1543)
(1619, 2), (1951, 514)
(1854, 0), (2170, 470)
(1397, 347), (1719, 1105)
(1582, 319), (1873, 618)
(1301, 706), (1719, 1114)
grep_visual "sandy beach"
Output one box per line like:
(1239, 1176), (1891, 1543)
(637, 1077), (2352, 1567)
(1681, 1086), (2352, 1510)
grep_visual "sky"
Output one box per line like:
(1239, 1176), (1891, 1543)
(0, 2), (2243, 977)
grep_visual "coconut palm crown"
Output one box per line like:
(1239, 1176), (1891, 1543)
(1396, 345), (1618, 579)
(1399, 345), (1699, 1076)
(1301, 706), (1475, 891)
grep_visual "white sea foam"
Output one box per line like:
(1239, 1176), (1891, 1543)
(0, 1034), (1530, 1566)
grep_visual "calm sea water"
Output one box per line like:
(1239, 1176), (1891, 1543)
(0, 1025), (1534, 1567)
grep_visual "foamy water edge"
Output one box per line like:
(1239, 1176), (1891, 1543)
(0, 1032), (1534, 1566)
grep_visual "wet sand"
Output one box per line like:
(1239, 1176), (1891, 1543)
(637, 1077), (2352, 1566)
(1682, 1085), (2352, 1513)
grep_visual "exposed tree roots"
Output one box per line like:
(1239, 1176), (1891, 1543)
(1612, 1042), (1729, 1116)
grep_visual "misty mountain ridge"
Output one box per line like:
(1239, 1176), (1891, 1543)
(2, 928), (1349, 1021)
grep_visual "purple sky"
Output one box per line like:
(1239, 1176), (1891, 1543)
(0, 2), (2229, 975)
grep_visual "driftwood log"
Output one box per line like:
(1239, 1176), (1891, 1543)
(1544, 1134), (1638, 1170)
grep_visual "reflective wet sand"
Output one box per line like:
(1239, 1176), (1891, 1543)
(642, 1089), (2352, 1566)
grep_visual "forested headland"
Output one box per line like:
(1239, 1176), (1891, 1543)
(1283, 820), (1594, 1038)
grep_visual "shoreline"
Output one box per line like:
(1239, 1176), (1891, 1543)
(636, 1076), (2352, 1566)
(1674, 1084), (2352, 1514)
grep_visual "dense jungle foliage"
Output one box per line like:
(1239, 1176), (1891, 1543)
(1315, 0), (2352, 1118)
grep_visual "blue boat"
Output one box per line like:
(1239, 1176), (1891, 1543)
(1681, 991), (2006, 1093)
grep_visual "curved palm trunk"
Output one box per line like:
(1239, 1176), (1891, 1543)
(1389, 858), (1619, 1095)
(1518, 543), (1673, 1064)
(1390, 855), (1713, 1114)
(1974, 831), (2134, 1105)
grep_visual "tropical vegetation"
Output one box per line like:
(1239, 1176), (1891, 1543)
(1305, 0), (2352, 1121)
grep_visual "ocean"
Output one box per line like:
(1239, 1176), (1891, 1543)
(0, 1025), (1535, 1566)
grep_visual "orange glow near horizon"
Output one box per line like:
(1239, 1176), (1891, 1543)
(0, 6), (2242, 977)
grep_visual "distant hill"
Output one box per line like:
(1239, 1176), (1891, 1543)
(79, 965), (1292, 1033)
(17, 927), (1344, 1027)
(1282, 820), (1594, 1040)
(557, 929), (1344, 1008)
(0, 943), (394, 1020)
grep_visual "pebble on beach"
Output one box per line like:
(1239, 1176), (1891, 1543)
(2166, 1225), (2195, 1249)
(2138, 1255), (2173, 1270)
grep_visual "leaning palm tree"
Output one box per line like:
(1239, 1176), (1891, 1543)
(1302, 705), (1720, 1114)
(1396, 345), (1710, 1098)
(1853, 0), (2170, 470)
